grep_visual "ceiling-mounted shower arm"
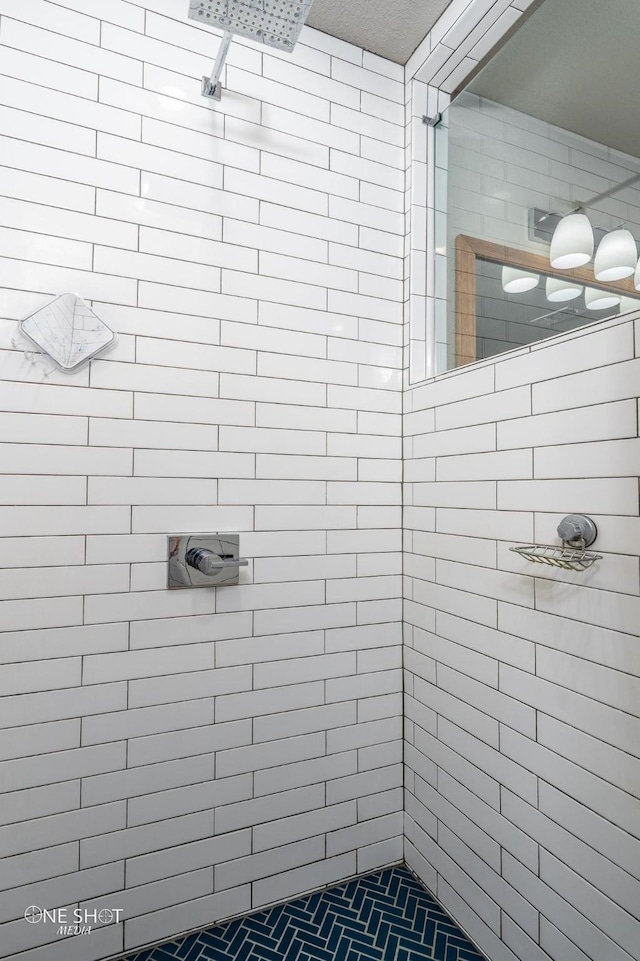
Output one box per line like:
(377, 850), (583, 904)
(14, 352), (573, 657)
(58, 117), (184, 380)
(202, 30), (233, 100)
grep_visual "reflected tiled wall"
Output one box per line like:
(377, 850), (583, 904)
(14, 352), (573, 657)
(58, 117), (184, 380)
(0, 2), (405, 957)
(404, 0), (538, 383)
(445, 92), (640, 359)
(403, 311), (640, 961)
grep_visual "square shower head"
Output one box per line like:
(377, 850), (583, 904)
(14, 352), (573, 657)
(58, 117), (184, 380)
(187, 0), (314, 52)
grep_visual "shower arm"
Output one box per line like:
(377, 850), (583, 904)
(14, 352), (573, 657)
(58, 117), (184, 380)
(189, 0), (314, 102)
(202, 30), (233, 100)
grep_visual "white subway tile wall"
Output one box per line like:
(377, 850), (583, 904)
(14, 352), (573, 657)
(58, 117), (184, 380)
(2, 1), (637, 960)
(404, 311), (640, 961)
(403, 6), (640, 960)
(0, 1), (405, 956)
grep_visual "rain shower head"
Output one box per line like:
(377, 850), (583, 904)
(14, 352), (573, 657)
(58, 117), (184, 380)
(188, 0), (315, 99)
(188, 0), (314, 52)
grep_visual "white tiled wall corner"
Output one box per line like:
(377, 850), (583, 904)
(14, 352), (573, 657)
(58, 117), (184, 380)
(404, 309), (640, 961)
(0, 2), (405, 956)
(4, 2), (636, 961)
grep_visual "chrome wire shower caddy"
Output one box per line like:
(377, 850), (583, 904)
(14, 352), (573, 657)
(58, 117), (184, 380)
(188, 0), (315, 99)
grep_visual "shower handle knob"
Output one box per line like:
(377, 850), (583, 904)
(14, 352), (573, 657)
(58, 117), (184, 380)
(185, 547), (248, 576)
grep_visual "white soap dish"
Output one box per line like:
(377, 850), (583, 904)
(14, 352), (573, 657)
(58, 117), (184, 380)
(20, 293), (115, 372)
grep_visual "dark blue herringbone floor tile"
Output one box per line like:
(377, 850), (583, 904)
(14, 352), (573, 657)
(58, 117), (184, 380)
(124, 865), (485, 961)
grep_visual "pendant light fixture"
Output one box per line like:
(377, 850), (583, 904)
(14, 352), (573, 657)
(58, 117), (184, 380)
(594, 229), (637, 281)
(585, 287), (620, 311)
(619, 296), (640, 314)
(550, 213), (594, 269)
(501, 266), (539, 293)
(545, 276), (582, 302)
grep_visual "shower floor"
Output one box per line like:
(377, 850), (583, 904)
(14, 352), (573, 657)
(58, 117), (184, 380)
(123, 864), (484, 961)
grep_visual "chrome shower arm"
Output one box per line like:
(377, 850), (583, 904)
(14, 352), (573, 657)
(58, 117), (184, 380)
(202, 30), (233, 100)
(188, 0), (315, 102)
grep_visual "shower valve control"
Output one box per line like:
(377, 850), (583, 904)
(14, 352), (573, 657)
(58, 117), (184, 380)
(185, 547), (248, 576)
(168, 534), (248, 589)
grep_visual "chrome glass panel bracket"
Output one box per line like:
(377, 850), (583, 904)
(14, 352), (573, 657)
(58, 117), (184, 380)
(168, 533), (248, 589)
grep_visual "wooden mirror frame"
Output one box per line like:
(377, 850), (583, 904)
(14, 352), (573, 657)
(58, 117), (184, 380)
(455, 234), (639, 367)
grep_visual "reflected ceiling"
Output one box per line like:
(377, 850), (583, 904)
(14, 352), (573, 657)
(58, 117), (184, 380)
(469, 0), (640, 159)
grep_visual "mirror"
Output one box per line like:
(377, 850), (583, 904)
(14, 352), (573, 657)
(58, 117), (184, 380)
(411, 0), (640, 380)
(455, 235), (640, 366)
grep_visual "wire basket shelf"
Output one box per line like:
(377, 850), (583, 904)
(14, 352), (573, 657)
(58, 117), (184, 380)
(510, 544), (602, 572)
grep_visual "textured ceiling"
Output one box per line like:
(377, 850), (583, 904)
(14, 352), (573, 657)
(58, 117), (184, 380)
(470, 0), (640, 159)
(306, 0), (455, 64)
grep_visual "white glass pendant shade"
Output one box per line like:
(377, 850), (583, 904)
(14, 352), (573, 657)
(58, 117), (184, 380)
(501, 266), (539, 293)
(550, 213), (594, 269)
(594, 229), (637, 281)
(585, 287), (620, 311)
(545, 276), (582, 302)
(619, 296), (640, 314)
